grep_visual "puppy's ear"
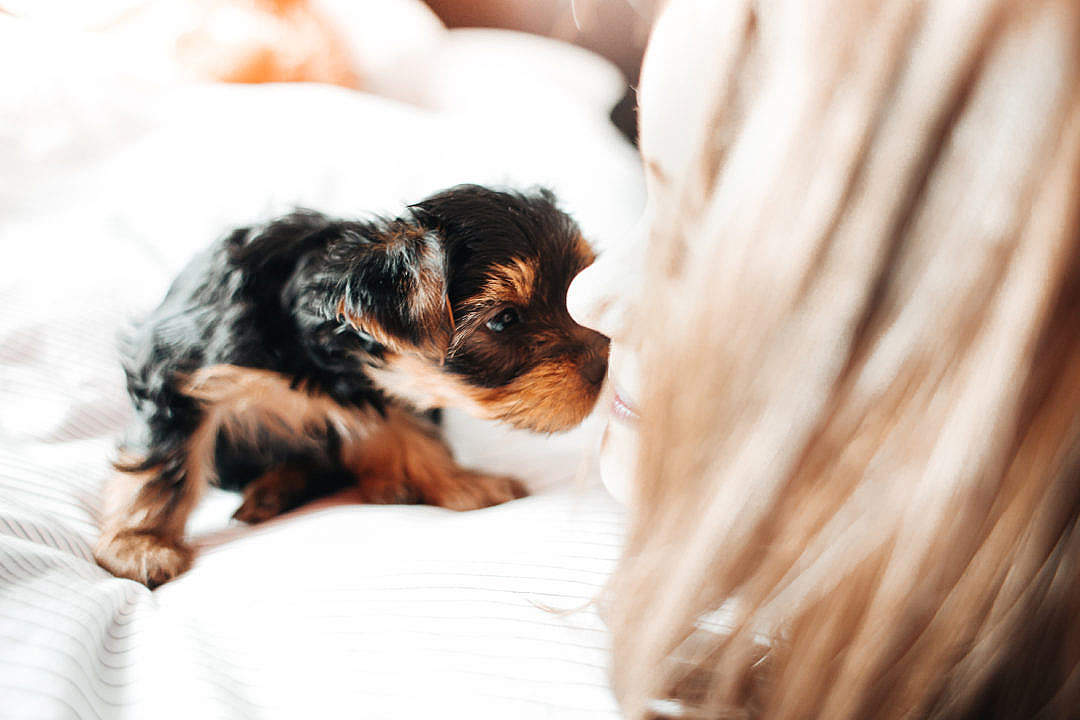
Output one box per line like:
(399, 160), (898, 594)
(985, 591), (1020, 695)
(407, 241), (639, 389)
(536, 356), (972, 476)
(334, 223), (452, 361)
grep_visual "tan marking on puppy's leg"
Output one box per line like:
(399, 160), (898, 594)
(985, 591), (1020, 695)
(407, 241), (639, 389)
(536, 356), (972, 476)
(344, 407), (527, 510)
(98, 365), (381, 586)
(94, 460), (204, 588)
(98, 362), (524, 586)
(186, 364), (386, 520)
(183, 364), (380, 442)
(95, 379), (248, 586)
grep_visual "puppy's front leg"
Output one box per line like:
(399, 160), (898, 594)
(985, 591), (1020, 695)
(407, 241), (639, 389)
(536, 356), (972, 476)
(94, 459), (205, 588)
(346, 407), (528, 511)
(96, 394), (222, 586)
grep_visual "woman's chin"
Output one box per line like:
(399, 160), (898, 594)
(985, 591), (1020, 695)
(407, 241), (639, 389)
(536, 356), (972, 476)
(599, 419), (637, 506)
(595, 348), (642, 507)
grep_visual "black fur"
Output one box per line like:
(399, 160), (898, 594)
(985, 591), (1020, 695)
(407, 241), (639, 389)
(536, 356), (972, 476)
(118, 185), (599, 501)
(415, 186), (595, 388)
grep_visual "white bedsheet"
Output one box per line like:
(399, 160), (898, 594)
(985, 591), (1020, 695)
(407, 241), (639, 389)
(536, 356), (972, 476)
(0, 22), (643, 719)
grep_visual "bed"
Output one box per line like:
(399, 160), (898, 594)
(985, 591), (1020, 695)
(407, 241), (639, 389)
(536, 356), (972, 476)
(0, 6), (644, 717)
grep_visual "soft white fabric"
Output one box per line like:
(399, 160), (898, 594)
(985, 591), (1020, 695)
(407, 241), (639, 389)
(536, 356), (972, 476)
(0, 18), (643, 719)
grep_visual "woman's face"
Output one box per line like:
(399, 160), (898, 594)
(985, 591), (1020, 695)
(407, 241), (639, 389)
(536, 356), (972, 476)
(566, 221), (646, 505)
(566, 0), (724, 504)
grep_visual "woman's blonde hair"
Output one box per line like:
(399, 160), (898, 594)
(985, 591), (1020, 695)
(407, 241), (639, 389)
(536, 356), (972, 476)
(610, 0), (1080, 717)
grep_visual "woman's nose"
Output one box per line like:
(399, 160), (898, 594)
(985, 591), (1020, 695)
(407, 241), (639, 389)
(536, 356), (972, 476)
(567, 259), (625, 341)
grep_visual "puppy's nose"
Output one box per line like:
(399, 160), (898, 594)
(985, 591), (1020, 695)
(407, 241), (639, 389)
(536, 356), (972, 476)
(581, 355), (607, 386)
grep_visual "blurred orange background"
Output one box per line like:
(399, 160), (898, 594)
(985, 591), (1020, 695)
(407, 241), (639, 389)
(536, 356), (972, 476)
(0, 0), (655, 140)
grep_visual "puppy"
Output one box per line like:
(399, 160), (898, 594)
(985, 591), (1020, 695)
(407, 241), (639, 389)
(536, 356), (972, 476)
(95, 185), (609, 587)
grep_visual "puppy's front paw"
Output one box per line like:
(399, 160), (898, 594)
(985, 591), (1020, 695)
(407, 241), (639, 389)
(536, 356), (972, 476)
(422, 470), (528, 511)
(94, 530), (193, 588)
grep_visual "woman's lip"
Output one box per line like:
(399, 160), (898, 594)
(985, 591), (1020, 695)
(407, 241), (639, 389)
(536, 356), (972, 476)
(612, 389), (641, 425)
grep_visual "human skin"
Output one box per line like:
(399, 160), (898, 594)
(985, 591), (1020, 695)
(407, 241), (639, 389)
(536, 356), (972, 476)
(566, 0), (725, 506)
(566, 224), (644, 505)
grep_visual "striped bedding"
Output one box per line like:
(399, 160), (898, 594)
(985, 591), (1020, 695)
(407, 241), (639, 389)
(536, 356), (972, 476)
(0, 51), (642, 717)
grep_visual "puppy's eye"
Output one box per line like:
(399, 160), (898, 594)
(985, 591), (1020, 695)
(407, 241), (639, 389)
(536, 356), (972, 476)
(486, 308), (520, 333)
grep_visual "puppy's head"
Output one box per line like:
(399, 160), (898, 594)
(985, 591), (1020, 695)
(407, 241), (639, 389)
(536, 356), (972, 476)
(354, 185), (609, 432)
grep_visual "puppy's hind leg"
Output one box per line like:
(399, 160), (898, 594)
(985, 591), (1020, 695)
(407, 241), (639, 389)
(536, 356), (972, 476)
(232, 462), (354, 524)
(346, 407), (528, 511)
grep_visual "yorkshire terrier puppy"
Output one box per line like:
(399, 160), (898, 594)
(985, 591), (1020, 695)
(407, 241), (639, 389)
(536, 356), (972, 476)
(95, 185), (609, 587)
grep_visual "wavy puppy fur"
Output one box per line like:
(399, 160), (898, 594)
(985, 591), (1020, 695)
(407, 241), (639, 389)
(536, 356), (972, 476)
(96, 185), (608, 587)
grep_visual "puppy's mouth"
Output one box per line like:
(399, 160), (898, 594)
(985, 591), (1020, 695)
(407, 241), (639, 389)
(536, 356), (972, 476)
(491, 369), (606, 433)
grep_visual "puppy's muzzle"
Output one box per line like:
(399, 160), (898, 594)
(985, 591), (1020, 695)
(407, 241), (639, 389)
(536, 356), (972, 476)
(579, 333), (610, 388)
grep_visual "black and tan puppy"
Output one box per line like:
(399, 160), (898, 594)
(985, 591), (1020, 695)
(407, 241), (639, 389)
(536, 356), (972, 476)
(95, 185), (609, 587)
